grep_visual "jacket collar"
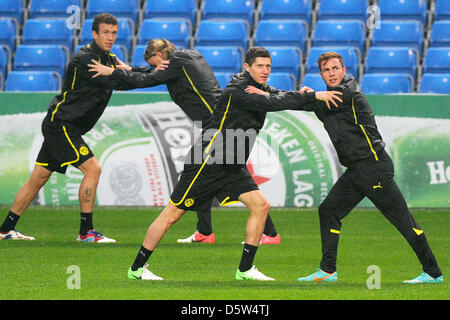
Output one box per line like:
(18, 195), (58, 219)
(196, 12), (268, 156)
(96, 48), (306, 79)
(90, 40), (109, 59)
(243, 71), (270, 91)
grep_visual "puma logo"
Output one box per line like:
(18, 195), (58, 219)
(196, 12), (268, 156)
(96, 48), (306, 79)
(373, 182), (382, 189)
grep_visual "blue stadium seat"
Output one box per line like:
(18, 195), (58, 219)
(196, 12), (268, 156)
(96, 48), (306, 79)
(267, 72), (296, 91)
(0, 45), (9, 77)
(360, 73), (413, 94)
(318, 0), (368, 22)
(423, 47), (450, 73)
(254, 20), (308, 53)
(365, 47), (418, 79)
(144, 0), (197, 25)
(0, 19), (17, 52)
(80, 18), (133, 53)
(260, 0), (311, 24)
(266, 46), (302, 80)
(75, 44), (127, 63)
(202, 0), (254, 26)
(429, 21), (450, 48)
(5, 71), (61, 92)
(419, 73), (450, 94)
(196, 20), (248, 50)
(306, 46), (360, 80)
(130, 85), (168, 92)
(131, 45), (147, 67)
(13, 45), (68, 78)
(301, 73), (327, 91)
(313, 20), (366, 55)
(214, 72), (232, 89)
(371, 21), (423, 53)
(87, 0), (139, 25)
(195, 46), (243, 74)
(22, 19), (75, 51)
(435, 0), (450, 21)
(0, 0), (23, 24)
(378, 0), (427, 26)
(29, 0), (81, 19)
(139, 19), (191, 49)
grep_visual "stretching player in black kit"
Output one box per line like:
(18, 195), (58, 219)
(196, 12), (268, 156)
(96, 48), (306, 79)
(249, 51), (443, 284)
(88, 39), (281, 244)
(0, 13), (133, 242)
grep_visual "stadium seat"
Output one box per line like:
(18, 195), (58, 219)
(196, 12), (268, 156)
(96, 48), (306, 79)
(131, 45), (148, 67)
(29, 0), (82, 19)
(214, 72), (232, 89)
(429, 21), (450, 48)
(419, 73), (450, 94)
(0, 0), (23, 24)
(196, 20), (248, 51)
(254, 20), (308, 53)
(195, 46), (243, 74)
(130, 85), (168, 92)
(365, 47), (418, 79)
(301, 73), (327, 91)
(378, 0), (427, 26)
(318, 0), (368, 22)
(22, 19), (75, 51)
(360, 73), (413, 94)
(0, 18), (17, 52)
(5, 71), (61, 92)
(371, 21), (423, 53)
(80, 18), (133, 53)
(75, 44), (127, 63)
(13, 45), (68, 78)
(266, 46), (302, 80)
(0, 45), (9, 77)
(259, 0), (311, 24)
(306, 46), (360, 80)
(202, 0), (254, 26)
(434, 0), (450, 21)
(423, 47), (450, 73)
(313, 20), (366, 55)
(144, 0), (197, 25)
(87, 0), (139, 25)
(267, 72), (296, 91)
(139, 19), (191, 49)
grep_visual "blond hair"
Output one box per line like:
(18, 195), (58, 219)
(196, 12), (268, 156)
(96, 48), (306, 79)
(144, 39), (177, 61)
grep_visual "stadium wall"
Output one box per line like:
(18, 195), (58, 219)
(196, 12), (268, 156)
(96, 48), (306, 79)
(0, 92), (448, 208)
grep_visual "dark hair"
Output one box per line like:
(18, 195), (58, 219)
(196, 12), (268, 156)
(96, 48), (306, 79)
(92, 13), (118, 33)
(245, 47), (271, 66)
(143, 39), (177, 61)
(317, 52), (345, 72)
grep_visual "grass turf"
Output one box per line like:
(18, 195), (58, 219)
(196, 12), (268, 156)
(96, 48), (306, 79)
(0, 205), (447, 300)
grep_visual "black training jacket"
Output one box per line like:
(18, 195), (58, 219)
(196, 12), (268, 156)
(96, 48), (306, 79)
(196, 71), (318, 167)
(111, 49), (222, 124)
(46, 41), (132, 134)
(313, 77), (386, 167)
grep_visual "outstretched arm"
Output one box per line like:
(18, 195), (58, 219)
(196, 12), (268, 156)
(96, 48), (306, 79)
(243, 85), (342, 111)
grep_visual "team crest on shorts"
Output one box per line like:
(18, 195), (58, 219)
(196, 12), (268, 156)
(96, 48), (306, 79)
(79, 146), (89, 156)
(184, 198), (194, 207)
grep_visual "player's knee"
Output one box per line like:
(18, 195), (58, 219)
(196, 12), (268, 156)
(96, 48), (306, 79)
(318, 202), (332, 217)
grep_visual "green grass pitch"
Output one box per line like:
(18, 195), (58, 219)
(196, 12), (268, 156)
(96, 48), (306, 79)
(0, 205), (447, 301)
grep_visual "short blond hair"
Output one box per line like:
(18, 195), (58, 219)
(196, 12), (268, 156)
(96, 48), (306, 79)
(144, 39), (177, 61)
(317, 52), (345, 72)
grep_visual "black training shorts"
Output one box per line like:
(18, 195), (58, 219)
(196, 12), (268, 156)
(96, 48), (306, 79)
(170, 164), (259, 211)
(35, 119), (94, 174)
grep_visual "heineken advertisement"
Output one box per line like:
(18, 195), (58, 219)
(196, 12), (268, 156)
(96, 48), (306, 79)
(0, 93), (448, 208)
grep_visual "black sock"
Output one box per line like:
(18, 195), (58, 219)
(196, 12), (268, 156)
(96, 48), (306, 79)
(263, 215), (278, 237)
(80, 212), (93, 235)
(239, 243), (258, 272)
(131, 245), (153, 271)
(0, 211), (20, 233)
